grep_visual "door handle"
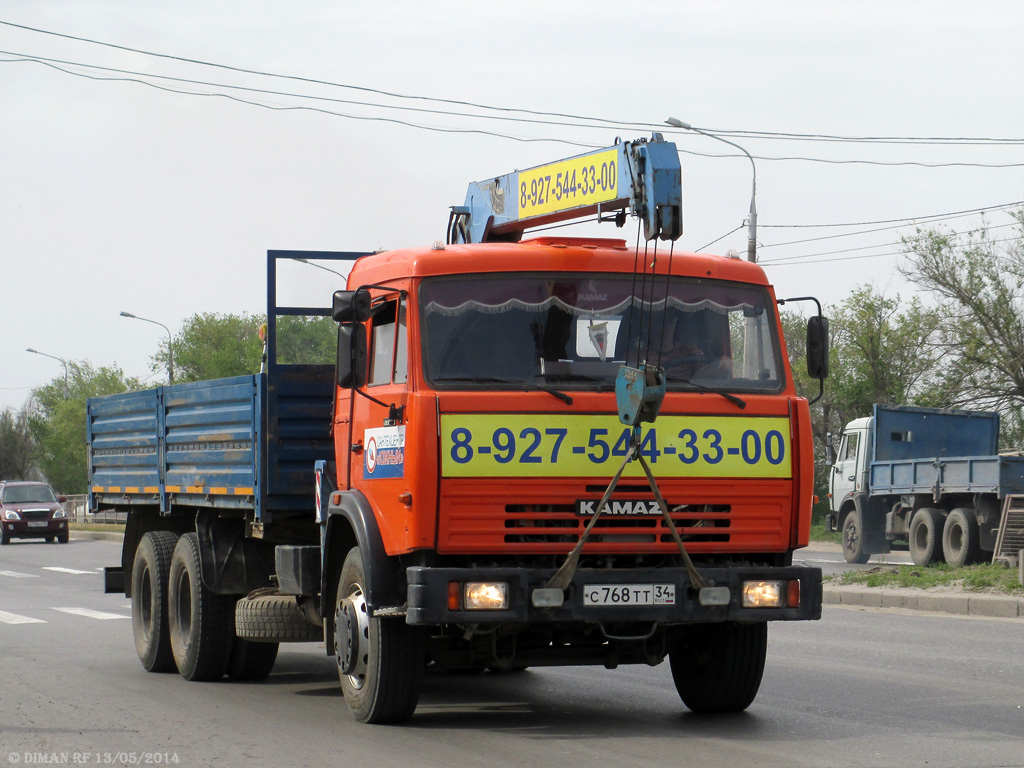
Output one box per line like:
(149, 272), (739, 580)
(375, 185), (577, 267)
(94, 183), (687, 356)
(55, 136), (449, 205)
(847, 475), (855, 481)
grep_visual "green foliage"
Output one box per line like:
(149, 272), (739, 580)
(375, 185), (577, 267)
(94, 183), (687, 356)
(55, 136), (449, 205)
(29, 362), (141, 494)
(153, 312), (264, 382)
(0, 407), (36, 480)
(830, 562), (1023, 594)
(276, 315), (337, 366)
(901, 212), (1024, 449)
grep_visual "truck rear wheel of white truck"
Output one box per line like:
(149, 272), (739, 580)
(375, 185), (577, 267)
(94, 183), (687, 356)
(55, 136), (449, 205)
(909, 508), (946, 567)
(334, 547), (426, 724)
(942, 507), (983, 567)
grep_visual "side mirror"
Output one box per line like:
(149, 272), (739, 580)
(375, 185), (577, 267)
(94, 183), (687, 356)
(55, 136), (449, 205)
(806, 315), (829, 380)
(332, 287), (372, 323)
(336, 323), (368, 388)
(57, 495), (67, 503)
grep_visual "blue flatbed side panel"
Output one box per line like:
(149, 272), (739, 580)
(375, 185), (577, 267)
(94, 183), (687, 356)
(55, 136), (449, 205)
(265, 365), (334, 511)
(872, 404), (999, 462)
(88, 389), (160, 494)
(164, 376), (259, 493)
(869, 455), (1024, 497)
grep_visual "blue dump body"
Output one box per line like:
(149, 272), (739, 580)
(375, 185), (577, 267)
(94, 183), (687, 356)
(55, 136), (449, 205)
(867, 405), (1024, 498)
(87, 366), (333, 522)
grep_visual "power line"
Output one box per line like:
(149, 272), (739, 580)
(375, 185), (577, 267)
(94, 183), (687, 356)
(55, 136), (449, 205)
(2, 18), (1024, 156)
(761, 200), (1024, 229)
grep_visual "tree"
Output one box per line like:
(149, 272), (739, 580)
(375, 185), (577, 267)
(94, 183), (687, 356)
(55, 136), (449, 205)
(0, 406), (36, 480)
(29, 362), (141, 494)
(153, 312), (264, 382)
(901, 212), (1024, 447)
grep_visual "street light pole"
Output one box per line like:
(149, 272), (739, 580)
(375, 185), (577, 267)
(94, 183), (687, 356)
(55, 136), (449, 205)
(120, 311), (174, 383)
(26, 348), (69, 399)
(293, 257), (347, 279)
(665, 117), (758, 263)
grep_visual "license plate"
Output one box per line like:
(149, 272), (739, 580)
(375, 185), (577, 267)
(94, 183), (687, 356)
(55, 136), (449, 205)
(583, 584), (675, 606)
(26, 521), (49, 528)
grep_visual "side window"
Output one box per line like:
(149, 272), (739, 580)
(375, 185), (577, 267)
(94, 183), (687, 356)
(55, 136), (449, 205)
(843, 432), (859, 462)
(369, 298), (408, 387)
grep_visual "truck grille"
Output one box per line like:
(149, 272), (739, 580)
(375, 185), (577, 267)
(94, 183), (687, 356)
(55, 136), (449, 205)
(503, 504), (730, 545)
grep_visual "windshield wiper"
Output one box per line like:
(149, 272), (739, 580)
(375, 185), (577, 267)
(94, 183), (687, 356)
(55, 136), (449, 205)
(676, 379), (747, 409)
(538, 372), (616, 392)
(433, 377), (574, 405)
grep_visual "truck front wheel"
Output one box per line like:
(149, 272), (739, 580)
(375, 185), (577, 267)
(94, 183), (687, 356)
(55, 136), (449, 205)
(168, 533), (235, 681)
(334, 547), (425, 723)
(669, 622), (767, 713)
(909, 508), (946, 566)
(942, 508), (982, 567)
(841, 513), (870, 565)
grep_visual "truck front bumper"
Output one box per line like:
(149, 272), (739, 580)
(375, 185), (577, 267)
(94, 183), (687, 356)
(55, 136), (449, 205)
(405, 564), (822, 626)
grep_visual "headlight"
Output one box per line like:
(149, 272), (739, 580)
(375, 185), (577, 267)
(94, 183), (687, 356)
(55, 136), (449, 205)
(3, 510), (21, 521)
(742, 580), (783, 608)
(53, 509), (66, 519)
(462, 582), (509, 610)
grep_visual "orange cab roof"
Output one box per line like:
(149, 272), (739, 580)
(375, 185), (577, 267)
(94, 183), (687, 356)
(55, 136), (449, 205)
(347, 237), (771, 289)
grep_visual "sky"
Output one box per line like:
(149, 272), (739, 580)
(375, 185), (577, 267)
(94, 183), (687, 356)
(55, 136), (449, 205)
(2, 0), (1022, 412)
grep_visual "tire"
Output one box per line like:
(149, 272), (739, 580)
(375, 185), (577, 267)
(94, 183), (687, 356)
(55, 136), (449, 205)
(168, 533), (235, 681)
(841, 512), (870, 565)
(1, 530), (9, 545)
(670, 622), (767, 714)
(942, 507), (982, 567)
(334, 547), (425, 723)
(131, 531), (179, 673)
(45, 536), (55, 543)
(57, 532), (69, 544)
(909, 508), (946, 566)
(226, 638), (279, 681)
(235, 591), (321, 642)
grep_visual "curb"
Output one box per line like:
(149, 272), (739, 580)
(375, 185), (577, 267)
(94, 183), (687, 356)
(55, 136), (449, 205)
(824, 586), (1024, 619)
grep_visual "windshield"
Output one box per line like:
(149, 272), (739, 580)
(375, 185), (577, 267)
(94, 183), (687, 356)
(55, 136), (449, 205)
(420, 273), (783, 392)
(1, 484), (58, 504)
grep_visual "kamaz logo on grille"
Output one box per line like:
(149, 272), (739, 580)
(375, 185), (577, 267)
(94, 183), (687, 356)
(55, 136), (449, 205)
(575, 499), (661, 516)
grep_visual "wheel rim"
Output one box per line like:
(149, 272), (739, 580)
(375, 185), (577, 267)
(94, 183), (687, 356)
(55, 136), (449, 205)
(913, 518), (929, 553)
(336, 587), (369, 689)
(139, 567), (154, 642)
(947, 522), (964, 555)
(173, 568), (193, 653)
(844, 520), (859, 553)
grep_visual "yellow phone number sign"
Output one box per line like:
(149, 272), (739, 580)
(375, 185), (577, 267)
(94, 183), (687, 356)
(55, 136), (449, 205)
(518, 148), (620, 219)
(440, 414), (792, 479)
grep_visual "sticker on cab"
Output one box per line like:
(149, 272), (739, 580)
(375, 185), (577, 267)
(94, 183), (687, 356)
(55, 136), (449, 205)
(364, 426), (406, 480)
(440, 414), (791, 479)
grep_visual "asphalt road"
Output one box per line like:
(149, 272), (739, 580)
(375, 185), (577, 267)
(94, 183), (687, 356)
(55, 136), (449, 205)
(1, 538), (1021, 768)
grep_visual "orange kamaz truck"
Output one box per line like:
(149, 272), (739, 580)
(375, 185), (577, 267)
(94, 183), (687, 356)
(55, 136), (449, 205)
(91, 136), (828, 723)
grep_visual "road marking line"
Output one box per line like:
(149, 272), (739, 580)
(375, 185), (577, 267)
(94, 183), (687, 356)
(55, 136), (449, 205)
(0, 570), (39, 579)
(42, 567), (95, 575)
(52, 607), (130, 620)
(0, 610), (46, 624)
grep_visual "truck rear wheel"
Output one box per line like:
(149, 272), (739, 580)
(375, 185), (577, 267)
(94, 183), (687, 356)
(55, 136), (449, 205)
(669, 622), (767, 713)
(841, 512), (870, 565)
(334, 547), (425, 723)
(942, 508), (982, 567)
(226, 638), (279, 681)
(131, 531), (179, 673)
(168, 533), (235, 681)
(909, 508), (945, 566)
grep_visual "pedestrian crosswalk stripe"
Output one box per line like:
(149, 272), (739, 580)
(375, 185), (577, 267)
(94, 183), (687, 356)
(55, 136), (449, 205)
(52, 607), (129, 620)
(0, 570), (39, 579)
(0, 610), (46, 624)
(43, 567), (95, 575)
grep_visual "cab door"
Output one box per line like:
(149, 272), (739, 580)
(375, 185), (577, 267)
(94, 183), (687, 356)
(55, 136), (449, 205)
(829, 429), (862, 510)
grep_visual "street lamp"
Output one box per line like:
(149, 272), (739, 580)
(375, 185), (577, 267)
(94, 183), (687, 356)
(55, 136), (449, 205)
(26, 348), (69, 399)
(665, 117), (758, 263)
(120, 311), (174, 383)
(292, 257), (347, 279)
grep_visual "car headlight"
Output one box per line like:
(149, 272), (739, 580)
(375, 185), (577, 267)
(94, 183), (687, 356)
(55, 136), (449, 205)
(3, 510), (21, 521)
(53, 509), (66, 519)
